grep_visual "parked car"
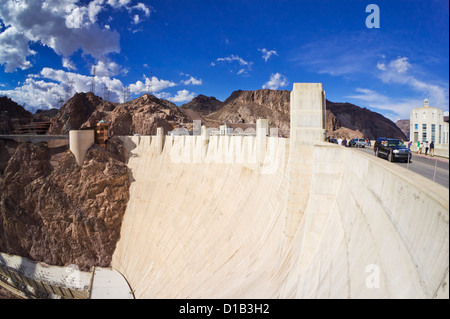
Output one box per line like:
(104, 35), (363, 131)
(349, 138), (366, 148)
(374, 137), (411, 162)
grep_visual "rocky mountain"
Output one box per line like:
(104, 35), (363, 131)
(181, 89), (406, 140)
(326, 101), (407, 140)
(396, 119), (410, 140)
(180, 94), (223, 115)
(0, 96), (34, 134)
(48, 92), (192, 135)
(0, 137), (130, 271)
(191, 89), (291, 131)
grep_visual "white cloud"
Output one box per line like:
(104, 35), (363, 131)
(180, 74), (202, 85)
(212, 54), (253, 75)
(158, 89), (196, 103)
(377, 57), (448, 110)
(0, 26), (36, 72)
(62, 57), (77, 71)
(376, 62), (386, 71)
(258, 48), (278, 62)
(346, 87), (447, 122)
(0, 0), (123, 72)
(92, 60), (126, 77)
(389, 57), (411, 73)
(0, 0), (153, 73)
(129, 75), (176, 94)
(215, 55), (250, 66)
(262, 73), (288, 90)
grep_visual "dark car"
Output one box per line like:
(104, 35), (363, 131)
(374, 137), (411, 162)
(349, 138), (366, 148)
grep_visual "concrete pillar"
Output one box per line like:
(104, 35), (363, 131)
(69, 130), (94, 166)
(156, 127), (165, 154)
(284, 83), (326, 242)
(256, 119), (269, 165)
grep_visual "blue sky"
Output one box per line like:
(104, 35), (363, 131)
(0, 0), (448, 122)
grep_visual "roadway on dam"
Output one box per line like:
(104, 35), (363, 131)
(350, 146), (449, 189)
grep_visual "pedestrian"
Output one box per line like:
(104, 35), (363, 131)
(430, 141), (435, 157)
(425, 141), (429, 155)
(342, 138), (347, 147)
(417, 141), (421, 154)
(408, 141), (412, 150)
(337, 137), (342, 145)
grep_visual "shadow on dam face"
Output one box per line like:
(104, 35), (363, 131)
(111, 84), (449, 299)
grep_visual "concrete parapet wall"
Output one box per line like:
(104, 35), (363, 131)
(284, 145), (449, 298)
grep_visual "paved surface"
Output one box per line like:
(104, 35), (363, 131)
(347, 145), (449, 188)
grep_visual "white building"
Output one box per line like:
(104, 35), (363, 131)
(410, 99), (449, 157)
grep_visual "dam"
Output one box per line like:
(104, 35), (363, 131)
(110, 83), (449, 298)
(1, 83), (448, 299)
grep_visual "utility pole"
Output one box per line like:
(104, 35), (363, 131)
(90, 66), (96, 94)
(123, 86), (130, 103)
(67, 79), (75, 100)
(103, 85), (110, 102)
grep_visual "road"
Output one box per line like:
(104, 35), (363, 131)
(349, 145), (449, 189)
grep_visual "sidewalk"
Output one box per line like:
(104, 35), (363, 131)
(413, 152), (449, 163)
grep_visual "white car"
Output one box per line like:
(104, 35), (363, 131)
(349, 138), (366, 148)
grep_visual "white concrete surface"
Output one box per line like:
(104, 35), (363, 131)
(89, 268), (134, 299)
(110, 84), (448, 299)
(69, 130), (94, 165)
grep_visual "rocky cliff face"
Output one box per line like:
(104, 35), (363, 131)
(0, 137), (130, 271)
(0, 96), (33, 134)
(182, 89), (406, 140)
(326, 101), (407, 140)
(48, 92), (191, 135)
(201, 89), (291, 131)
(48, 92), (108, 135)
(180, 94), (224, 115)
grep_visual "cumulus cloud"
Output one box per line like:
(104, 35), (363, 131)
(262, 73), (288, 90)
(156, 89), (196, 103)
(92, 60), (127, 77)
(0, 0), (152, 73)
(258, 48), (278, 62)
(129, 75), (177, 94)
(180, 73), (202, 85)
(62, 57), (77, 71)
(389, 57), (411, 73)
(0, 0), (123, 72)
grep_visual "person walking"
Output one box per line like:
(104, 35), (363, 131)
(417, 141), (421, 154)
(408, 141), (412, 150)
(430, 141), (435, 157)
(425, 141), (429, 155)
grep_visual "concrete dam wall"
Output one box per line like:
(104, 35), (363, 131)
(111, 84), (449, 299)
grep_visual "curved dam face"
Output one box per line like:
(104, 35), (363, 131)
(111, 84), (449, 299)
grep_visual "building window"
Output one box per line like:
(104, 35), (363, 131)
(439, 125), (442, 144)
(431, 124), (436, 142)
(415, 124), (418, 130)
(423, 112), (426, 119)
(422, 124), (427, 142)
